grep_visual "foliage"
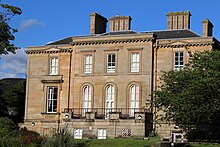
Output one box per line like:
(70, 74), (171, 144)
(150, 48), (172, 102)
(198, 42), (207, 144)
(154, 51), (220, 131)
(0, 78), (26, 123)
(0, 117), (18, 138)
(0, 137), (23, 147)
(41, 125), (87, 147)
(0, 2), (22, 55)
(19, 128), (43, 146)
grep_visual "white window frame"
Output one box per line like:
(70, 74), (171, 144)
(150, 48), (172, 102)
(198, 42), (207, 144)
(131, 52), (140, 72)
(82, 85), (92, 116)
(46, 86), (58, 113)
(97, 129), (106, 139)
(107, 54), (116, 73)
(174, 51), (184, 70)
(84, 55), (93, 74)
(74, 128), (82, 139)
(129, 84), (139, 117)
(105, 84), (114, 119)
(50, 57), (58, 75)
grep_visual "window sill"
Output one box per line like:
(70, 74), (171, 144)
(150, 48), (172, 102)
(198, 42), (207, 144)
(41, 75), (63, 83)
(41, 112), (60, 115)
(128, 72), (142, 75)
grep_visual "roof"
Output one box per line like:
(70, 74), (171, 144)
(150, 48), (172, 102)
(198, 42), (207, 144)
(151, 29), (200, 39)
(47, 37), (72, 45)
(98, 30), (138, 36)
(46, 29), (200, 45)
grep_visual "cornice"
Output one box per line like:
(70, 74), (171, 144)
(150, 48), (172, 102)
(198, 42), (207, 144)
(27, 48), (72, 54)
(71, 38), (153, 46)
(154, 41), (214, 48)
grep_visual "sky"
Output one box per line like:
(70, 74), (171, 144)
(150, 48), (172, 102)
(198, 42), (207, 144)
(0, 0), (220, 79)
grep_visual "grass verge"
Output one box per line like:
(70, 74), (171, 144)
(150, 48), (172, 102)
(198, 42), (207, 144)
(85, 137), (160, 147)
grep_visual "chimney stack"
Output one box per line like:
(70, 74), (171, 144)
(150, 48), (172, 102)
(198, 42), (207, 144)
(90, 13), (108, 35)
(167, 11), (191, 30)
(202, 18), (213, 37)
(109, 15), (132, 32)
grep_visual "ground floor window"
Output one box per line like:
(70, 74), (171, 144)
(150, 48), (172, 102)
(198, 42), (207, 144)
(46, 86), (58, 113)
(74, 128), (82, 139)
(97, 129), (106, 139)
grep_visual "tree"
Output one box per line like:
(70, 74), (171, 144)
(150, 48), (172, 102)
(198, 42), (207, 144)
(154, 50), (220, 131)
(0, 2), (22, 55)
(0, 78), (26, 123)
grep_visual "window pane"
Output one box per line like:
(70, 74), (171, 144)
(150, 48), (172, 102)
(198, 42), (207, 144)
(50, 57), (58, 75)
(131, 53), (140, 72)
(174, 52), (184, 70)
(84, 55), (92, 73)
(47, 87), (58, 113)
(107, 54), (116, 73)
(130, 84), (139, 117)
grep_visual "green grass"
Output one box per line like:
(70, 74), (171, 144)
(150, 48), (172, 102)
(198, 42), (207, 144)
(85, 137), (160, 147)
(189, 143), (220, 147)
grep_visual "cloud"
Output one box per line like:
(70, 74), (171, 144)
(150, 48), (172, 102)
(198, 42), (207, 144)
(20, 19), (45, 29)
(0, 49), (27, 79)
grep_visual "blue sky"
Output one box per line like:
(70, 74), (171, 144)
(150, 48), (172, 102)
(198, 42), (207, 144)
(0, 0), (220, 79)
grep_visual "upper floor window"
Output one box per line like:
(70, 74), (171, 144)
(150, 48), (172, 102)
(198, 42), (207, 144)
(84, 55), (93, 74)
(50, 57), (58, 75)
(107, 54), (116, 73)
(46, 86), (58, 113)
(131, 53), (140, 72)
(174, 52), (184, 70)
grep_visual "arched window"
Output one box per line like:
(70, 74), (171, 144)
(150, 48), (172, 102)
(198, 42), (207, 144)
(105, 84), (115, 118)
(82, 85), (91, 116)
(129, 84), (139, 117)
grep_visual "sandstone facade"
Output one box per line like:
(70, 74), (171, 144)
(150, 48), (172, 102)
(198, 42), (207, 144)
(24, 11), (219, 139)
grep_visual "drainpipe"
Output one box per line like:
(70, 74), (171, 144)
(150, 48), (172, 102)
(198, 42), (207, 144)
(67, 50), (72, 112)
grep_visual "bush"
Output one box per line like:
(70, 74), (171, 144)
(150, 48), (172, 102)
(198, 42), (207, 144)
(19, 128), (43, 146)
(0, 137), (23, 147)
(0, 117), (18, 138)
(186, 128), (220, 142)
(41, 126), (87, 147)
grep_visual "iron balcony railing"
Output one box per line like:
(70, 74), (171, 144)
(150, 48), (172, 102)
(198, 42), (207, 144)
(63, 108), (150, 119)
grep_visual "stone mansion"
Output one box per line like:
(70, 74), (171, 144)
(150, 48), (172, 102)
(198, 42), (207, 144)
(24, 11), (220, 139)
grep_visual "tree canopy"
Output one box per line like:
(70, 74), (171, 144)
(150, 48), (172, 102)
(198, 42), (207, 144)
(0, 78), (26, 123)
(154, 50), (220, 130)
(0, 2), (22, 55)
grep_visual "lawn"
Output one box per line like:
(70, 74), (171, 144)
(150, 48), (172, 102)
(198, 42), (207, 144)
(85, 137), (160, 147)
(189, 143), (220, 147)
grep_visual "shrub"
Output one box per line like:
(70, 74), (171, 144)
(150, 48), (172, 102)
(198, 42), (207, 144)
(19, 128), (43, 146)
(0, 117), (18, 138)
(41, 125), (87, 147)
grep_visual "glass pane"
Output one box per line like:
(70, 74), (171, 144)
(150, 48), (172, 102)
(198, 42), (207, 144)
(112, 54), (115, 62)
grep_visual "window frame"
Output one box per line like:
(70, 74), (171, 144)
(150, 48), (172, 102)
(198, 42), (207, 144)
(46, 86), (58, 113)
(49, 57), (59, 75)
(106, 53), (116, 73)
(74, 128), (82, 139)
(130, 52), (140, 73)
(129, 84), (139, 117)
(105, 84), (115, 118)
(82, 85), (92, 116)
(84, 54), (93, 74)
(174, 51), (184, 70)
(97, 129), (106, 139)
